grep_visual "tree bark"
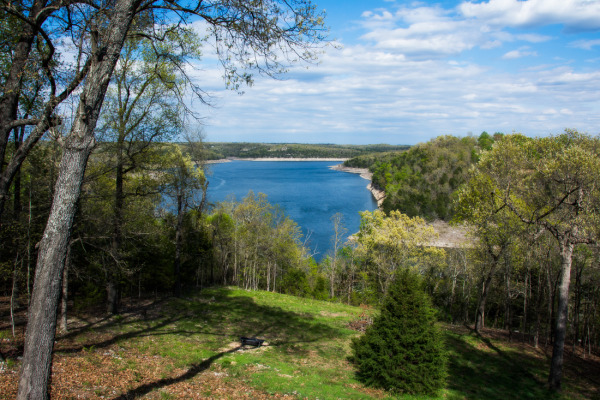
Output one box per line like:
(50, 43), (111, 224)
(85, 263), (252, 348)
(17, 131), (94, 399)
(475, 263), (496, 333)
(60, 245), (71, 333)
(16, 1), (139, 397)
(548, 239), (574, 391)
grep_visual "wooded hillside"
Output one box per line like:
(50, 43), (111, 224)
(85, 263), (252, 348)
(200, 142), (410, 160)
(344, 132), (499, 220)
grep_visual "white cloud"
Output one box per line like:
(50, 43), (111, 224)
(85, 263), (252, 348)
(356, 1), (564, 59)
(502, 47), (538, 59)
(571, 39), (600, 49)
(459, 0), (600, 31)
(515, 33), (553, 43)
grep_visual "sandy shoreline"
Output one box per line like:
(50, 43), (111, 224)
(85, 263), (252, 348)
(328, 164), (385, 208)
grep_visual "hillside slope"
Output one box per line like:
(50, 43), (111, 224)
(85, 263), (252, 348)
(1, 288), (597, 399)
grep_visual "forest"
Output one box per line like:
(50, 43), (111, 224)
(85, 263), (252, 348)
(344, 132), (500, 220)
(1, 0), (599, 397)
(200, 142), (410, 160)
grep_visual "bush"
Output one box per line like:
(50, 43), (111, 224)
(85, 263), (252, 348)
(311, 274), (329, 301)
(350, 269), (447, 395)
(279, 267), (310, 297)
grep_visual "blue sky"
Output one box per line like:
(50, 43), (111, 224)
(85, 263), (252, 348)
(191, 0), (600, 145)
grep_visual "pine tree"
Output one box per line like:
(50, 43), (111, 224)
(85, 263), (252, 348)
(351, 269), (447, 395)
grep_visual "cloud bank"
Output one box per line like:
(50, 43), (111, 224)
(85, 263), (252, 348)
(192, 0), (600, 144)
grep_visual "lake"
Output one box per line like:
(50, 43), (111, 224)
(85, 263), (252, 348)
(205, 160), (378, 260)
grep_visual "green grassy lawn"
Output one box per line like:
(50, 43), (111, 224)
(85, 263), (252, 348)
(1, 287), (598, 399)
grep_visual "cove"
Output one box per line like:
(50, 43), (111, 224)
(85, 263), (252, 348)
(205, 160), (378, 260)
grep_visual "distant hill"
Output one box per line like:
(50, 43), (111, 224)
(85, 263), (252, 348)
(344, 133), (501, 221)
(200, 142), (411, 160)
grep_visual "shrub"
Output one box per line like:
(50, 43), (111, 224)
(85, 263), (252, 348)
(350, 269), (447, 395)
(279, 267), (310, 297)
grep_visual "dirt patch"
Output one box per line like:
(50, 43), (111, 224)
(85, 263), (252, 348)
(346, 312), (373, 333)
(319, 311), (348, 318)
(428, 220), (472, 248)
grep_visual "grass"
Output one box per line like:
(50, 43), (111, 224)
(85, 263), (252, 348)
(1, 288), (598, 399)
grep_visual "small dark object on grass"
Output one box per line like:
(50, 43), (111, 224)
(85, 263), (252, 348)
(241, 337), (265, 347)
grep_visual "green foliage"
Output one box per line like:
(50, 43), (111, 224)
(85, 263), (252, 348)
(310, 271), (329, 301)
(345, 134), (498, 220)
(280, 267), (311, 297)
(351, 269), (447, 395)
(355, 209), (444, 297)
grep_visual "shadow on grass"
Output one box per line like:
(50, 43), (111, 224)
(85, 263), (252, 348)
(445, 330), (558, 400)
(51, 288), (339, 357)
(111, 345), (242, 400)
(157, 287), (346, 351)
(56, 287), (345, 398)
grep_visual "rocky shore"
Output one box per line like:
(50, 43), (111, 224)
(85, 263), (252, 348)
(329, 164), (386, 208)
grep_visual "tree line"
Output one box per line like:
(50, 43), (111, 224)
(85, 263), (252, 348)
(198, 142), (410, 160)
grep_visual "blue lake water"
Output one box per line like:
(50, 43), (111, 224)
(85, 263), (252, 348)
(205, 161), (378, 260)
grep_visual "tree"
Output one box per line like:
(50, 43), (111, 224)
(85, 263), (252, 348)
(161, 144), (207, 297)
(96, 27), (201, 313)
(471, 131), (600, 390)
(16, 1), (327, 398)
(454, 166), (524, 333)
(17, 1), (144, 397)
(0, 0), (92, 225)
(351, 269), (447, 395)
(356, 209), (443, 297)
(328, 212), (346, 298)
(206, 211), (235, 285)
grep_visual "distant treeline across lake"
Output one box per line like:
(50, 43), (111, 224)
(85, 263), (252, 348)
(206, 161), (378, 260)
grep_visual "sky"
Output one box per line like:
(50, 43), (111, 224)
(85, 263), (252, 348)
(190, 0), (600, 145)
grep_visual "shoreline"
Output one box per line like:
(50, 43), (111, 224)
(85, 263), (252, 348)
(329, 164), (385, 208)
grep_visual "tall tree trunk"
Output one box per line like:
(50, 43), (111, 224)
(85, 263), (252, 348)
(16, 1), (138, 396)
(548, 239), (574, 390)
(60, 244), (71, 333)
(17, 131), (94, 399)
(10, 255), (20, 337)
(13, 126), (24, 218)
(534, 265), (543, 348)
(573, 259), (584, 352)
(475, 261), (497, 333)
(522, 266), (529, 342)
(504, 261), (512, 338)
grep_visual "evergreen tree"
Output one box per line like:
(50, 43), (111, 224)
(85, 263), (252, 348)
(351, 269), (447, 395)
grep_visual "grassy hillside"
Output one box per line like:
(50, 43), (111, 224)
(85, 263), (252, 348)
(1, 288), (598, 399)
